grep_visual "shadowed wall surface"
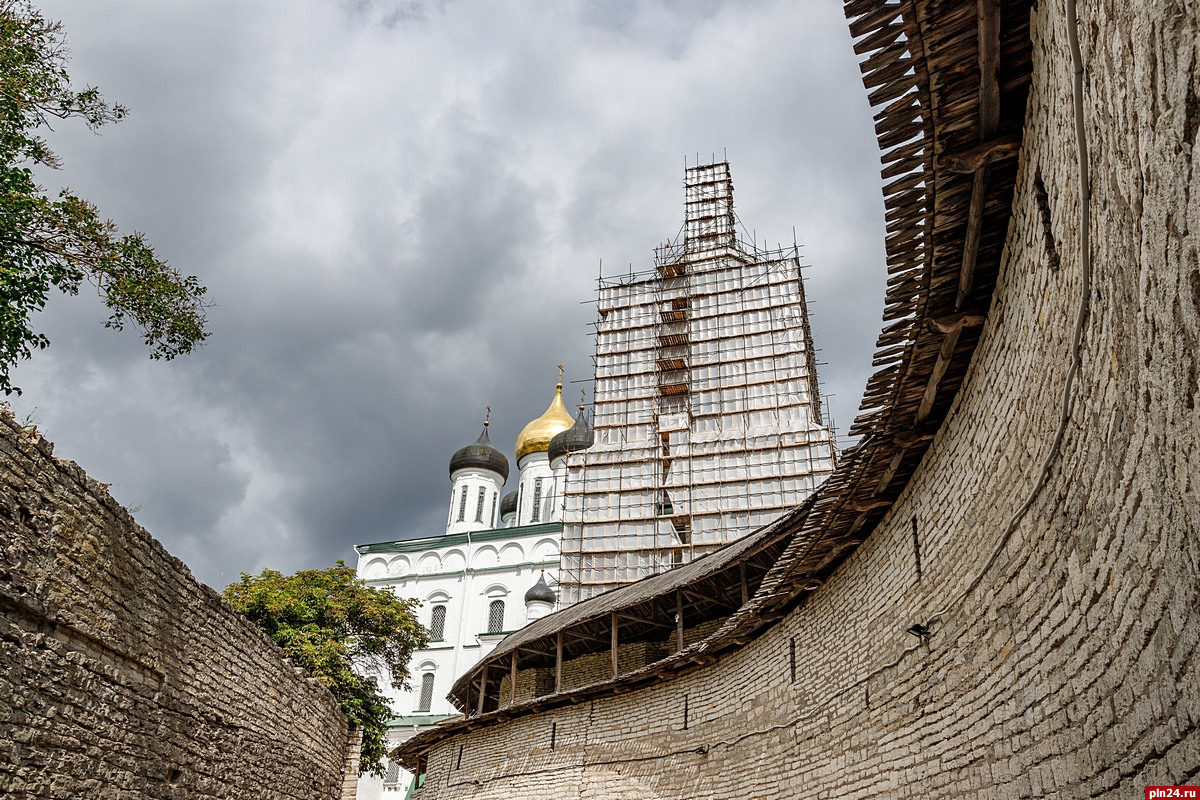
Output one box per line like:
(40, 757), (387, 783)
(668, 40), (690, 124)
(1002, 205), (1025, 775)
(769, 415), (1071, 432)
(400, 0), (1200, 796)
(0, 414), (353, 799)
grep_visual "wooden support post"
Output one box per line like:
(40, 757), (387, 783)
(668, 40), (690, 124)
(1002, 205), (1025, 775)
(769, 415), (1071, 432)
(675, 589), (684, 651)
(477, 661), (488, 715)
(610, 612), (619, 679)
(509, 651), (518, 706)
(916, 327), (963, 424)
(555, 631), (563, 694)
(875, 447), (908, 495)
(956, 166), (991, 311)
(740, 563), (749, 606)
(977, 0), (1001, 139)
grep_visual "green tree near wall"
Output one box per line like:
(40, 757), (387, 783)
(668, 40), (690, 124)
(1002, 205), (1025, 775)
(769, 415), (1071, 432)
(0, 1), (210, 395)
(223, 562), (431, 776)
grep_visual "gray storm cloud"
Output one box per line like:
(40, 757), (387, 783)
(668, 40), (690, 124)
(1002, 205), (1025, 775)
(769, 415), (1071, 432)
(10, 0), (886, 589)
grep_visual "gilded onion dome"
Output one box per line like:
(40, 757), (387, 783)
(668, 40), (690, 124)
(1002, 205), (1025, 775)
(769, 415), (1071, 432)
(449, 423), (510, 482)
(514, 380), (576, 462)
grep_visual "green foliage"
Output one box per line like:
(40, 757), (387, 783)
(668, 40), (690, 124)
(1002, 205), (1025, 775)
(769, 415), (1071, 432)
(222, 561), (430, 776)
(0, 1), (209, 394)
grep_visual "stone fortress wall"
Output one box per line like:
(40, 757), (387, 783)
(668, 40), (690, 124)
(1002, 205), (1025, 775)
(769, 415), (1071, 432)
(406, 0), (1200, 796)
(0, 413), (353, 799)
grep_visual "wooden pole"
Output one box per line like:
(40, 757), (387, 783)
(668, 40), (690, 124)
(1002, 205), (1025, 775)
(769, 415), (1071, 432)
(477, 662), (487, 715)
(740, 563), (749, 606)
(509, 651), (518, 705)
(555, 631), (563, 694)
(976, 0), (1001, 139)
(675, 589), (684, 651)
(610, 612), (619, 679)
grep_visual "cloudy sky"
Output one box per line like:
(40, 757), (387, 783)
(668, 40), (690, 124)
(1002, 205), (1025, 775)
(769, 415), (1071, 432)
(11, 0), (887, 590)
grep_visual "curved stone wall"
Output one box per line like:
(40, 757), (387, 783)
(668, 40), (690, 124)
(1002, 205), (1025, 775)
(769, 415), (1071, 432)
(0, 415), (353, 798)
(405, 0), (1200, 796)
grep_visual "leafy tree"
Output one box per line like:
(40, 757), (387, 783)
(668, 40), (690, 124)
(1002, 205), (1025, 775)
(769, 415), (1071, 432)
(223, 562), (430, 776)
(0, 1), (210, 394)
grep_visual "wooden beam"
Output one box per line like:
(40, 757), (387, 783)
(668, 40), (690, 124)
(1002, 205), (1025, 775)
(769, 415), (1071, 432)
(875, 446), (907, 495)
(977, 0), (1001, 140)
(509, 651), (518, 705)
(956, 166), (991, 311)
(517, 646), (557, 659)
(610, 612), (619, 679)
(675, 589), (684, 651)
(477, 661), (488, 715)
(849, 497), (893, 512)
(916, 328), (962, 423)
(616, 612), (675, 630)
(892, 428), (937, 448)
(926, 311), (987, 334)
(555, 631), (563, 694)
(562, 628), (608, 646)
(937, 136), (1020, 173)
(740, 564), (749, 606)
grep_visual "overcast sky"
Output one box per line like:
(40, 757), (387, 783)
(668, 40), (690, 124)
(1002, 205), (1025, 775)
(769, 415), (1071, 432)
(10, 0), (886, 590)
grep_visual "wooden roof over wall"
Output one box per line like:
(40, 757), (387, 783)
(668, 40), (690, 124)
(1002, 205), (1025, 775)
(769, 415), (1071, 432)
(397, 0), (1035, 766)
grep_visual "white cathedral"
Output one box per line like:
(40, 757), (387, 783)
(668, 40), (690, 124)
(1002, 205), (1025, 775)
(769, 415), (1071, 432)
(353, 379), (590, 797)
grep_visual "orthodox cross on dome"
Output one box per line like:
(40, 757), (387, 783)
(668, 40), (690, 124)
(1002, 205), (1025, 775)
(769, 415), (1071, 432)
(484, 406), (491, 428)
(557, 364), (564, 386)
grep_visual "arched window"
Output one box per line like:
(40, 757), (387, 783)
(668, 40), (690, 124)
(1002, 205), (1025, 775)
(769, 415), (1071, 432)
(416, 672), (435, 713)
(475, 486), (486, 522)
(457, 485), (468, 522)
(487, 599), (505, 634)
(489, 493), (497, 527)
(429, 604), (447, 641)
(531, 478), (543, 523)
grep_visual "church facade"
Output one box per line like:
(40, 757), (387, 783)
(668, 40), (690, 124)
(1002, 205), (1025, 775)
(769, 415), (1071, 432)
(353, 384), (584, 796)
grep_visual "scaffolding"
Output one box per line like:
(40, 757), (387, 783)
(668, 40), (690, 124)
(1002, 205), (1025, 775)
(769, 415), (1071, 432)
(557, 161), (838, 605)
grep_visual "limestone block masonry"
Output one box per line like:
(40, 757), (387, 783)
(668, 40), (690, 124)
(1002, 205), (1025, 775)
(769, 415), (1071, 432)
(404, 0), (1200, 797)
(0, 413), (355, 799)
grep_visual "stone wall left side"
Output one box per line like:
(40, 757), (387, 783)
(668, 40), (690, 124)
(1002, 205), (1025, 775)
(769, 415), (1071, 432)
(0, 413), (354, 799)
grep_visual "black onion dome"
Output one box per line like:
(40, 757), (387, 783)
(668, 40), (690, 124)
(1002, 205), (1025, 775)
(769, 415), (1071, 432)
(524, 574), (556, 604)
(448, 427), (509, 482)
(547, 408), (594, 466)
(499, 490), (518, 518)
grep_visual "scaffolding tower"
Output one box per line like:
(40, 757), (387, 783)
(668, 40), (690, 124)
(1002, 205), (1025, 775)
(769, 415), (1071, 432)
(558, 161), (837, 605)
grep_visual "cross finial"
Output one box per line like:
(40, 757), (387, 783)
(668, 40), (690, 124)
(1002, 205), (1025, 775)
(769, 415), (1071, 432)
(579, 389), (586, 411)
(484, 406), (491, 427)
(558, 364), (564, 380)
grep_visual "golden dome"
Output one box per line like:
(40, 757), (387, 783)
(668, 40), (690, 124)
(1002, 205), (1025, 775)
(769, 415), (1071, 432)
(515, 382), (576, 462)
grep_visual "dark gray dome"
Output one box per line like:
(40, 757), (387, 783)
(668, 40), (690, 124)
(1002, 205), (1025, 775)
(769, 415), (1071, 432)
(548, 407), (593, 466)
(449, 427), (509, 482)
(524, 574), (556, 604)
(499, 490), (518, 518)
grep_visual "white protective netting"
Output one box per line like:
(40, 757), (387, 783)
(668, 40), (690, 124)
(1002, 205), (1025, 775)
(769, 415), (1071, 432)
(558, 162), (837, 604)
